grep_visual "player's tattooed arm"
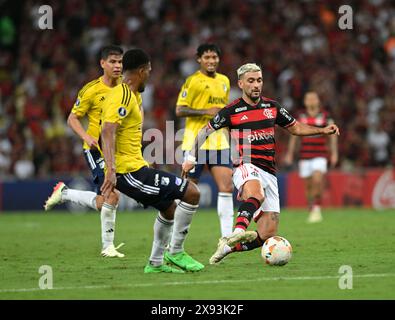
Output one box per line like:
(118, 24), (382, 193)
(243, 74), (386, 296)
(100, 122), (118, 197)
(176, 105), (222, 118)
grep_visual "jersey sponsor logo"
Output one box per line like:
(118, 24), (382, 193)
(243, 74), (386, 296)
(75, 98), (80, 107)
(154, 174), (160, 186)
(182, 90), (187, 98)
(235, 106), (247, 113)
(208, 96), (227, 104)
(118, 107), (127, 117)
(247, 130), (275, 143)
(161, 177), (170, 186)
(213, 114), (220, 123)
(263, 109), (274, 119)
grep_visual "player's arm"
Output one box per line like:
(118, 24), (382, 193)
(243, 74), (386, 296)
(275, 103), (339, 137)
(100, 121), (118, 197)
(67, 113), (98, 149)
(68, 88), (98, 149)
(181, 124), (217, 177)
(328, 119), (339, 168)
(283, 134), (299, 166)
(175, 80), (221, 118)
(99, 86), (130, 197)
(176, 105), (222, 117)
(287, 121), (339, 137)
(182, 109), (230, 176)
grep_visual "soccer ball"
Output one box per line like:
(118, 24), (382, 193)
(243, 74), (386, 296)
(261, 236), (292, 266)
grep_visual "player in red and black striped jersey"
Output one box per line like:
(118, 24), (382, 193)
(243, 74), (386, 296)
(183, 63), (340, 264)
(284, 92), (338, 223)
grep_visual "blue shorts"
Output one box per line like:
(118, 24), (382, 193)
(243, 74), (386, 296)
(185, 149), (232, 180)
(83, 149), (105, 195)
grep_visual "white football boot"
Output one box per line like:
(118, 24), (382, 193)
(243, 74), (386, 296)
(307, 205), (323, 223)
(44, 182), (67, 211)
(101, 243), (125, 258)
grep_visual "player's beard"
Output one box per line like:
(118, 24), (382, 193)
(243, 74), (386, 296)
(248, 91), (261, 103)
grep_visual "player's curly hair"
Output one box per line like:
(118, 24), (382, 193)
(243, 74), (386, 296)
(122, 48), (151, 71)
(196, 43), (221, 57)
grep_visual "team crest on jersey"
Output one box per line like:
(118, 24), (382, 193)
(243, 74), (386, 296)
(263, 109), (274, 119)
(182, 90), (187, 98)
(75, 98), (80, 107)
(118, 107), (127, 117)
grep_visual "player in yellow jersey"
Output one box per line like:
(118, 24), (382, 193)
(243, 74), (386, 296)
(100, 49), (203, 273)
(176, 44), (234, 237)
(44, 45), (125, 258)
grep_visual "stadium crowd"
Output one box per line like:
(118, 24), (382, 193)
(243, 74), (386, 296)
(0, 0), (394, 180)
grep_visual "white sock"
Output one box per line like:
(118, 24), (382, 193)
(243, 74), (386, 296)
(101, 203), (116, 249)
(169, 202), (198, 255)
(217, 192), (234, 237)
(61, 189), (97, 210)
(149, 213), (174, 266)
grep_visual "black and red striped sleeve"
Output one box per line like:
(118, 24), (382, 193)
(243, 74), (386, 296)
(208, 107), (231, 131)
(274, 101), (296, 128)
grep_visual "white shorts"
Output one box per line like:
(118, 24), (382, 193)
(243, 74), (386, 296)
(233, 163), (280, 218)
(298, 157), (328, 178)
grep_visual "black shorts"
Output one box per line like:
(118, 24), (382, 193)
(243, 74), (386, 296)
(83, 149), (105, 195)
(185, 149), (232, 180)
(116, 166), (189, 212)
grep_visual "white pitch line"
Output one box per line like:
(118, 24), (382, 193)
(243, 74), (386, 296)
(0, 273), (394, 294)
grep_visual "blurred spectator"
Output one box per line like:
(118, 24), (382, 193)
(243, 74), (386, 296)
(367, 123), (391, 166)
(0, 0), (394, 179)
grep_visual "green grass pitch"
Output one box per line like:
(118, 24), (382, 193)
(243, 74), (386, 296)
(0, 208), (394, 300)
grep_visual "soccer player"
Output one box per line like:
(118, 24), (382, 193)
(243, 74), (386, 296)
(44, 45), (125, 258)
(284, 91), (338, 223)
(100, 48), (204, 273)
(176, 43), (234, 237)
(182, 63), (340, 264)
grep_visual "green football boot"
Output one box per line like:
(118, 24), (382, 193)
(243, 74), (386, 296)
(164, 251), (205, 272)
(143, 263), (185, 274)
